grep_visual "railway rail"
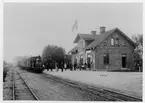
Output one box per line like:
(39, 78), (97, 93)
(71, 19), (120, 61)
(12, 69), (39, 100)
(44, 73), (142, 101)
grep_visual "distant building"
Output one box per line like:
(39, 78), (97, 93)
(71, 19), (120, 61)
(69, 27), (136, 71)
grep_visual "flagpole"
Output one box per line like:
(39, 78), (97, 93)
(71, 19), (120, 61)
(72, 20), (78, 70)
(76, 26), (78, 36)
(76, 20), (78, 36)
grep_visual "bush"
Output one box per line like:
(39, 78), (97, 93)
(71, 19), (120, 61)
(3, 66), (9, 82)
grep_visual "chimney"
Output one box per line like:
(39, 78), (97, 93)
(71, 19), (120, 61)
(100, 26), (106, 33)
(91, 31), (96, 37)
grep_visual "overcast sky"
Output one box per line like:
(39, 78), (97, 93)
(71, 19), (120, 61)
(4, 3), (142, 62)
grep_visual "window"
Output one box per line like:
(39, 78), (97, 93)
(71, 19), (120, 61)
(104, 53), (109, 65)
(123, 43), (126, 46)
(122, 53), (127, 57)
(87, 54), (92, 63)
(80, 56), (84, 65)
(115, 38), (119, 46)
(111, 38), (115, 46)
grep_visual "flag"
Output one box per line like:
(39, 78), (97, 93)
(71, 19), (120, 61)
(72, 20), (78, 32)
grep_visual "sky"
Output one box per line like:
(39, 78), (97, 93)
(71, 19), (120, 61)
(4, 3), (143, 62)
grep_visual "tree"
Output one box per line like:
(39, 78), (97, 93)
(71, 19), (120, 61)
(132, 34), (143, 71)
(3, 61), (12, 82)
(3, 61), (7, 66)
(132, 34), (143, 59)
(132, 34), (143, 46)
(42, 45), (66, 71)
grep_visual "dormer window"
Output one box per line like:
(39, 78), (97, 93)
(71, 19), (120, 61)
(111, 38), (115, 46)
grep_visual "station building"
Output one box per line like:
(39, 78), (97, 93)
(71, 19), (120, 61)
(69, 27), (136, 71)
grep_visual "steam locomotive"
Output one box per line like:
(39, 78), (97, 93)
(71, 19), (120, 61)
(19, 56), (44, 73)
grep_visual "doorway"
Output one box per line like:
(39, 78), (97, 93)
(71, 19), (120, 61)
(122, 54), (127, 68)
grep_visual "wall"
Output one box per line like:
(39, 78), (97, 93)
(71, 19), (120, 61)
(94, 31), (135, 70)
(77, 38), (85, 52)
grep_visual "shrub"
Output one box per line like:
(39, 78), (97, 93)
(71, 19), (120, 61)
(3, 66), (9, 82)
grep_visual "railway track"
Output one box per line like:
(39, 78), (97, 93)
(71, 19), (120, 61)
(11, 68), (142, 101)
(44, 74), (142, 101)
(12, 69), (39, 100)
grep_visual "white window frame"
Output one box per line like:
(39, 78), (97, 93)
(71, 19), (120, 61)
(111, 38), (115, 46)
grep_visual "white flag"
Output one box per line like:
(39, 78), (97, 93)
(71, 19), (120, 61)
(72, 20), (78, 32)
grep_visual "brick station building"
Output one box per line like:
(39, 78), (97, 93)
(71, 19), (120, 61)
(69, 27), (136, 71)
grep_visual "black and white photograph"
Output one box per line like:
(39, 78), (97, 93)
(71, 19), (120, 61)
(2, 0), (143, 102)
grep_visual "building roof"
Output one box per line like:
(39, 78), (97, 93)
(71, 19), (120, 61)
(73, 33), (96, 43)
(68, 46), (78, 53)
(85, 27), (136, 50)
(85, 28), (116, 50)
(70, 27), (136, 53)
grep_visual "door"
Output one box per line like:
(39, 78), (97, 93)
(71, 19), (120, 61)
(122, 55), (126, 68)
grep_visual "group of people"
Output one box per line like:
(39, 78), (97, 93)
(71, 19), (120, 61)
(44, 61), (93, 72)
(73, 62), (92, 71)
